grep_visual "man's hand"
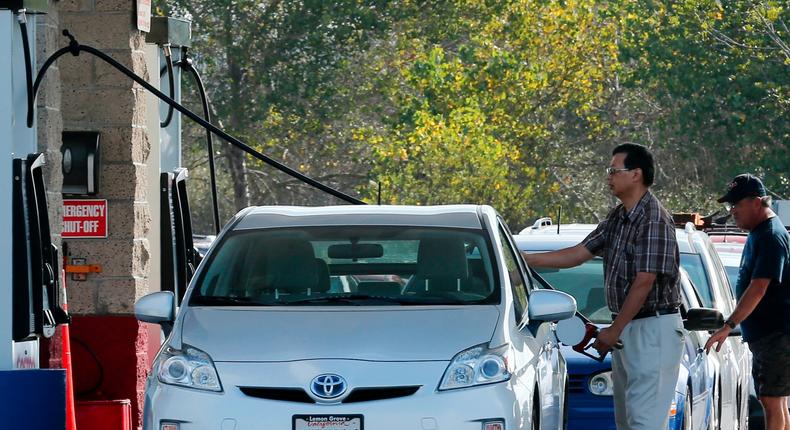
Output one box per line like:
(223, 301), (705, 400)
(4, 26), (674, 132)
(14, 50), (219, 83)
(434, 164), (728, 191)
(704, 327), (731, 353)
(592, 326), (622, 355)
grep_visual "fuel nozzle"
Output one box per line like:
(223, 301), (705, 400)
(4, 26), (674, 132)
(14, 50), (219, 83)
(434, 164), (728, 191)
(556, 315), (623, 362)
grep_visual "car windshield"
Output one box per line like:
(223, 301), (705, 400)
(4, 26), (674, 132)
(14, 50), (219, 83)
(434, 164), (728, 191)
(190, 226), (499, 306)
(680, 253), (713, 308)
(534, 259), (611, 323)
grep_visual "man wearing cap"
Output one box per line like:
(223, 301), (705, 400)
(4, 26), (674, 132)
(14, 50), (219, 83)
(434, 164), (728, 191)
(525, 144), (683, 430)
(705, 174), (790, 430)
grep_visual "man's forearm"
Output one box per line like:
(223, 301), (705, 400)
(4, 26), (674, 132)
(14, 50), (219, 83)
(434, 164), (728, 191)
(522, 244), (593, 269)
(610, 273), (657, 333)
(726, 279), (770, 326)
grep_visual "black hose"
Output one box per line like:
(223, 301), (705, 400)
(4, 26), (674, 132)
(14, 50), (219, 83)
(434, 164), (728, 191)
(182, 58), (221, 234)
(159, 48), (222, 233)
(17, 11), (35, 129)
(32, 30), (365, 205)
(160, 45), (175, 128)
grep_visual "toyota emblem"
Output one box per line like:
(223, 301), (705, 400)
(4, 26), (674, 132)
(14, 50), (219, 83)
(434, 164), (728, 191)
(310, 374), (348, 399)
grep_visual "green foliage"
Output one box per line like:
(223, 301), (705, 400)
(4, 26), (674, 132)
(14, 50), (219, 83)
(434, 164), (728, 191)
(159, 0), (789, 232)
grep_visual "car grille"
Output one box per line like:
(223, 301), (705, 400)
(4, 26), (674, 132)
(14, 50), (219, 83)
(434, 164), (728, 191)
(568, 374), (587, 394)
(239, 387), (314, 403)
(343, 386), (420, 403)
(239, 386), (421, 403)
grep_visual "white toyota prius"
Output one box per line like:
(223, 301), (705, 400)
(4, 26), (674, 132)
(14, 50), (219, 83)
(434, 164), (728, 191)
(136, 205), (577, 430)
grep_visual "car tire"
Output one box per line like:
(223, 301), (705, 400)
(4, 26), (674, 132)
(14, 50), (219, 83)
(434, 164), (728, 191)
(682, 385), (693, 430)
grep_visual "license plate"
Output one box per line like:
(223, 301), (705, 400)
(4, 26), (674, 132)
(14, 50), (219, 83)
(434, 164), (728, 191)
(293, 415), (363, 430)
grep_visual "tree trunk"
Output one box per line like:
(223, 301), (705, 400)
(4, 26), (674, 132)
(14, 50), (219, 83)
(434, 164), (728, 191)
(222, 9), (250, 212)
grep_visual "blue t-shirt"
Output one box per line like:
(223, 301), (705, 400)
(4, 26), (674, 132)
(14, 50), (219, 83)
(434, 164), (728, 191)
(736, 216), (790, 342)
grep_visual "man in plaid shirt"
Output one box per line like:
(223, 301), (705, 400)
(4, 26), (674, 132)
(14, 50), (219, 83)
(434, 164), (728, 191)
(525, 144), (683, 430)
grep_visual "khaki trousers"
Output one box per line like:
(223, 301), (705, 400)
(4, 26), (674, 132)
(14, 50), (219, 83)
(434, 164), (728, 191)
(612, 313), (685, 430)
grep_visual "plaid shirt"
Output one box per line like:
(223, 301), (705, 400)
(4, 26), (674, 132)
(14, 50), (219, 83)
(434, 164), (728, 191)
(581, 191), (681, 313)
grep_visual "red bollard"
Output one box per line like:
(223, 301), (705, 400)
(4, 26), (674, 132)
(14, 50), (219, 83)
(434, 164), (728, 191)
(61, 269), (78, 430)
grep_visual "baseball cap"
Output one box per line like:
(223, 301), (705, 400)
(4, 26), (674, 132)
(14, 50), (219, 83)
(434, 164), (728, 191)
(717, 173), (767, 204)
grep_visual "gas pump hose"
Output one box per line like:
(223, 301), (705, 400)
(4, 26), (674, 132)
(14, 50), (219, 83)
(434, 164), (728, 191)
(158, 48), (221, 234)
(29, 30), (365, 206)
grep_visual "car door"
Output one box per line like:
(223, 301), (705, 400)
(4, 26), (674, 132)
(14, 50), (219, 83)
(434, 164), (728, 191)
(496, 220), (564, 430)
(702, 239), (750, 430)
(692, 235), (739, 430)
(679, 272), (718, 430)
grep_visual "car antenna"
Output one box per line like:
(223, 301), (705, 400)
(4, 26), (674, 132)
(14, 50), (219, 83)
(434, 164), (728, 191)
(377, 182), (382, 205)
(557, 205), (562, 234)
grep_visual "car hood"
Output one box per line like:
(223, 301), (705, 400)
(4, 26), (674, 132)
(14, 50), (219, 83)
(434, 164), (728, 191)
(180, 306), (500, 362)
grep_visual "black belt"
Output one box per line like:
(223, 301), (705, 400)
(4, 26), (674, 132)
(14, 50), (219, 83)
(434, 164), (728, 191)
(612, 308), (679, 321)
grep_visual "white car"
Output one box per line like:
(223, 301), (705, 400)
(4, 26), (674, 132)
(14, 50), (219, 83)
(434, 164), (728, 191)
(136, 205), (577, 430)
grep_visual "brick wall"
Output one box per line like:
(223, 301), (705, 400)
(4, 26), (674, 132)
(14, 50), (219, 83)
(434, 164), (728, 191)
(56, 1), (153, 428)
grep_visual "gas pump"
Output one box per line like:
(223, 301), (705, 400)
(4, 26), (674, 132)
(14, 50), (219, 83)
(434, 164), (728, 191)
(1, 3), (69, 370)
(0, 3), (71, 428)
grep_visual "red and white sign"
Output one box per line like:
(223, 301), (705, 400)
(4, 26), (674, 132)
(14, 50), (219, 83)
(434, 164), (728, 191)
(136, 0), (151, 32)
(63, 199), (108, 238)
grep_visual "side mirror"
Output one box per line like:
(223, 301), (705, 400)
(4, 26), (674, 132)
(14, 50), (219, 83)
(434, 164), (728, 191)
(135, 291), (175, 324)
(684, 307), (724, 331)
(528, 289), (577, 322)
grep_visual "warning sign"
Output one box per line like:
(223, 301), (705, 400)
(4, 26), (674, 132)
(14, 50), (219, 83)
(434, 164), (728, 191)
(63, 199), (108, 238)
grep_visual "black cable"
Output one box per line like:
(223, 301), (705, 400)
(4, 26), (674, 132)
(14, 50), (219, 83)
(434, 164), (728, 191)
(158, 54), (221, 232)
(33, 30), (365, 205)
(71, 336), (105, 396)
(17, 11), (35, 129)
(160, 44), (175, 128)
(181, 51), (221, 234)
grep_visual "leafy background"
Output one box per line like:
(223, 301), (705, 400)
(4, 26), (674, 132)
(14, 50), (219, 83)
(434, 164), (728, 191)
(154, 0), (789, 233)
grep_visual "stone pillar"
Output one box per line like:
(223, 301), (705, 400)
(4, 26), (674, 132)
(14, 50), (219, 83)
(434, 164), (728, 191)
(35, 0), (65, 372)
(58, 1), (152, 428)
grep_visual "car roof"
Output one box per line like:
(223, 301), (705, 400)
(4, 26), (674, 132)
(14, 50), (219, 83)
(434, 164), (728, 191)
(716, 251), (742, 268)
(514, 224), (595, 251)
(233, 204), (493, 230)
(515, 221), (710, 255)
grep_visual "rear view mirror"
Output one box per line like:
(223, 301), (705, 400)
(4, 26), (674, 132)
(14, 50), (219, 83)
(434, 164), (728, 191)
(528, 289), (577, 322)
(135, 291), (175, 324)
(328, 243), (384, 259)
(684, 307), (724, 331)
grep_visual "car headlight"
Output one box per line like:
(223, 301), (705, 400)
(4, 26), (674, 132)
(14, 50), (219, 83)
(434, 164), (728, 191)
(438, 343), (511, 391)
(588, 371), (613, 396)
(155, 344), (223, 392)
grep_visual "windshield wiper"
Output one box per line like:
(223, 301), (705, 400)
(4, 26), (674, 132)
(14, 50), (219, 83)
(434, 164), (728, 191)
(273, 295), (398, 306)
(190, 296), (268, 306)
(275, 294), (473, 306)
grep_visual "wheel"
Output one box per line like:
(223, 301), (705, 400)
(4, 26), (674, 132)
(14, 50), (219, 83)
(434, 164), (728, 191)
(682, 386), (693, 430)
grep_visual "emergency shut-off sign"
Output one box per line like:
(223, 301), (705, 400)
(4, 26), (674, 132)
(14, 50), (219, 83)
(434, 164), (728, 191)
(63, 199), (108, 238)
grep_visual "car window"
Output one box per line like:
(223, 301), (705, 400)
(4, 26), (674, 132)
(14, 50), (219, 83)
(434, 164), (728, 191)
(497, 225), (528, 321)
(191, 226), (499, 306)
(704, 240), (736, 313)
(680, 253), (713, 308)
(724, 266), (739, 292)
(533, 259), (610, 324)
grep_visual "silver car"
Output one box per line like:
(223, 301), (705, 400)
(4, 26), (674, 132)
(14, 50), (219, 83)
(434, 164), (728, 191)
(136, 205), (577, 430)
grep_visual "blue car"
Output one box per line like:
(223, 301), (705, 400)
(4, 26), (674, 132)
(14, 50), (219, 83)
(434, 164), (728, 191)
(516, 225), (719, 430)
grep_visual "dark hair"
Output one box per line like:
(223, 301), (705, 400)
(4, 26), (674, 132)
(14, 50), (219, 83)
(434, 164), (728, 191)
(612, 143), (655, 186)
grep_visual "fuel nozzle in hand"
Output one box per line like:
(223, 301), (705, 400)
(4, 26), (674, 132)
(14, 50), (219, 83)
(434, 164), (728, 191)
(556, 313), (623, 362)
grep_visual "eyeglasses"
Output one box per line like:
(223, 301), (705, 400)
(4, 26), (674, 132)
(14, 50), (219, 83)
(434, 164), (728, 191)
(605, 167), (632, 176)
(724, 196), (758, 212)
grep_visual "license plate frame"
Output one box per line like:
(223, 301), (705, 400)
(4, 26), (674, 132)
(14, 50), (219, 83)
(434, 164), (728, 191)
(292, 414), (364, 430)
